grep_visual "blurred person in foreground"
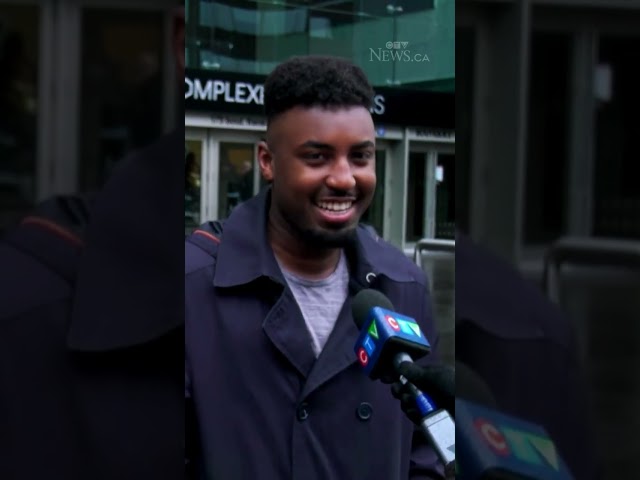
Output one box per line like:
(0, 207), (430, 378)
(396, 232), (602, 479)
(185, 55), (445, 479)
(0, 4), (185, 479)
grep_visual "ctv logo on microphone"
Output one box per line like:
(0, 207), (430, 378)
(474, 418), (562, 471)
(354, 307), (431, 377)
(384, 314), (423, 337)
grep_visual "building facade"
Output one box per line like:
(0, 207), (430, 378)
(0, 0), (179, 231)
(184, 0), (456, 252)
(457, 0), (640, 267)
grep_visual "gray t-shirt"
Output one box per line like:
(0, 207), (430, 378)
(279, 252), (349, 357)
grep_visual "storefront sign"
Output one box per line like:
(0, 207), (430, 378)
(204, 115), (267, 130)
(185, 68), (453, 129)
(407, 128), (455, 142)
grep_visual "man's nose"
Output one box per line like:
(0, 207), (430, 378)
(326, 156), (356, 191)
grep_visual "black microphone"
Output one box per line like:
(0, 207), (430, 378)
(456, 364), (574, 479)
(351, 289), (455, 478)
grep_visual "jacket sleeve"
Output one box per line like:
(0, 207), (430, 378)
(408, 281), (447, 480)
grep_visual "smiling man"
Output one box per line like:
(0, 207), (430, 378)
(185, 55), (444, 479)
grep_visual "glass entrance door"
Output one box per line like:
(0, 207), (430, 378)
(435, 152), (455, 239)
(217, 141), (257, 219)
(185, 129), (260, 233)
(405, 144), (455, 242)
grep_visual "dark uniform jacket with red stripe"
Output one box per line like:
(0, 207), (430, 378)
(0, 130), (184, 480)
(185, 187), (445, 480)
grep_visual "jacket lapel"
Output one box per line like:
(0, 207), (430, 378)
(300, 236), (385, 397)
(300, 296), (360, 398)
(262, 288), (317, 379)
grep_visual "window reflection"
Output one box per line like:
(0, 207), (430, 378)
(186, 0), (453, 90)
(218, 142), (254, 218)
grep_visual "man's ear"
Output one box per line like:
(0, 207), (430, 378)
(257, 141), (274, 182)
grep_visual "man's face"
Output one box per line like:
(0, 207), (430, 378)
(258, 106), (376, 248)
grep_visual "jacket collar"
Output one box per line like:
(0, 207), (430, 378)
(213, 187), (283, 288)
(213, 186), (414, 290)
(67, 129), (185, 352)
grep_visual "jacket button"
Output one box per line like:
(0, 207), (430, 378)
(356, 402), (373, 421)
(296, 402), (310, 422)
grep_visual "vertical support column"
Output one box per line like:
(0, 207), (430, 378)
(567, 30), (597, 236)
(425, 151), (437, 239)
(387, 130), (409, 250)
(469, 0), (531, 264)
(206, 135), (219, 221)
(36, 0), (56, 201)
(50, 0), (81, 195)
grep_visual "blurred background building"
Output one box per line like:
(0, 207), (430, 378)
(184, 0), (455, 252)
(457, 0), (640, 264)
(0, 0), (180, 233)
(457, 0), (640, 477)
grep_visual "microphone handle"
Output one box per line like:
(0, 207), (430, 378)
(394, 353), (456, 478)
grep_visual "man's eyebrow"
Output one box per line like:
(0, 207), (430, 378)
(351, 141), (375, 149)
(298, 141), (335, 150)
(297, 140), (376, 149)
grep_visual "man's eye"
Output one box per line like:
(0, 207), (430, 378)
(352, 151), (374, 160)
(303, 152), (327, 161)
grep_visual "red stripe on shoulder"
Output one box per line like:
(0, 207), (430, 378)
(21, 216), (84, 247)
(194, 229), (221, 244)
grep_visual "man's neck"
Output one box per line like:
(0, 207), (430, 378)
(268, 220), (342, 281)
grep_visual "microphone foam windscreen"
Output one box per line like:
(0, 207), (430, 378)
(351, 289), (394, 329)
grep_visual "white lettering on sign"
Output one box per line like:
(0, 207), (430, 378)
(212, 80), (225, 100)
(370, 94), (386, 115)
(203, 115), (267, 130)
(188, 77), (380, 117)
(408, 128), (455, 143)
(185, 77), (265, 106)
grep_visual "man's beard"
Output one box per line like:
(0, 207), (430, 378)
(297, 225), (358, 248)
(285, 213), (358, 249)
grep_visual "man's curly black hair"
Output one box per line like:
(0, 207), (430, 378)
(264, 55), (374, 124)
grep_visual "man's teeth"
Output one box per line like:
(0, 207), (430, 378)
(317, 201), (353, 212)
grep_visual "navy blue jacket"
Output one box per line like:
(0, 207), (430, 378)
(0, 131), (184, 480)
(185, 187), (445, 479)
